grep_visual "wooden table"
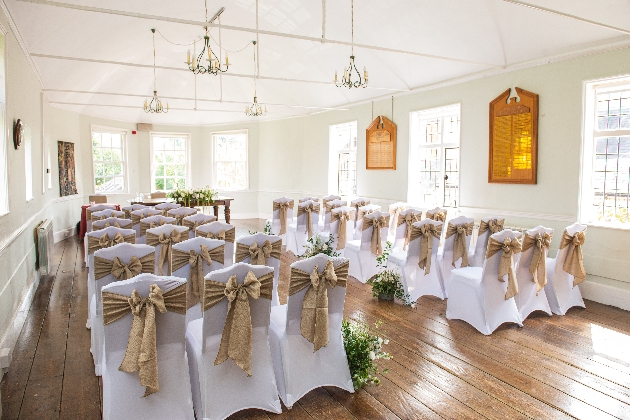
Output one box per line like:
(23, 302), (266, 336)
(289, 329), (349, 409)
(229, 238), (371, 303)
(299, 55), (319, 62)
(128, 196), (234, 223)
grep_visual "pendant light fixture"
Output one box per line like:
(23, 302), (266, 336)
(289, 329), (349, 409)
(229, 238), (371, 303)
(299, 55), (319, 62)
(185, 1), (229, 75)
(334, 0), (368, 89)
(144, 29), (169, 113)
(245, 41), (267, 117)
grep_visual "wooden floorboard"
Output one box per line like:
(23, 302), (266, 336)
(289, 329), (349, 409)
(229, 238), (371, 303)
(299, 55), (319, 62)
(4, 219), (630, 420)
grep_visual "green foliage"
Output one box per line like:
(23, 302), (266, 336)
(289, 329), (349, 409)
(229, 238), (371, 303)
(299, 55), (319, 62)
(299, 233), (340, 258)
(342, 319), (391, 390)
(367, 242), (413, 306)
(249, 220), (273, 235)
(167, 187), (218, 206)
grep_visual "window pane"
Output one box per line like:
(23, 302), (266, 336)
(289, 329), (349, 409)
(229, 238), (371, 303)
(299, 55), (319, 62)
(418, 148), (441, 207)
(111, 134), (121, 148)
(155, 164), (164, 177)
(155, 178), (164, 190)
(101, 133), (111, 148)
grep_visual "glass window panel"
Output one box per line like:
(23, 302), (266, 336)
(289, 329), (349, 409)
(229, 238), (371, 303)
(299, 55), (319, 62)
(111, 134), (121, 148)
(155, 164), (164, 177)
(608, 116), (620, 130)
(175, 164), (185, 176)
(598, 117), (608, 131)
(155, 178), (164, 190)
(92, 134), (101, 148)
(165, 178), (175, 190)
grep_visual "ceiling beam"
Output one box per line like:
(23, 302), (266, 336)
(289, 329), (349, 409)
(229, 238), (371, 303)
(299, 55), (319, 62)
(501, 0), (630, 35)
(17, 0), (502, 68)
(48, 101), (246, 113)
(30, 53), (407, 92)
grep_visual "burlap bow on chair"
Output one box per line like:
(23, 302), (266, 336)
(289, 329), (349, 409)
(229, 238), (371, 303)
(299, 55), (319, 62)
(169, 213), (187, 226)
(362, 215), (389, 256)
(94, 220), (128, 230)
(172, 244), (224, 306)
(298, 203), (320, 239)
(235, 240), (281, 265)
(388, 205), (408, 234)
(93, 253), (155, 281)
(102, 283), (187, 396)
(198, 227), (235, 243)
(87, 232), (135, 255)
(331, 210), (354, 250)
(288, 260), (348, 352)
(427, 211), (447, 223)
(559, 230), (587, 286)
(398, 212), (421, 250)
(92, 214), (109, 223)
(182, 218), (211, 232)
(410, 223), (443, 274)
(486, 236), (522, 299)
(146, 230), (186, 275)
(357, 207), (376, 222)
(352, 200), (370, 218)
(479, 219), (504, 235)
(140, 219), (170, 237)
(131, 212), (153, 226)
(273, 200), (294, 235)
(325, 201), (343, 214)
(521, 232), (552, 293)
(203, 271), (274, 375)
(445, 222), (473, 267)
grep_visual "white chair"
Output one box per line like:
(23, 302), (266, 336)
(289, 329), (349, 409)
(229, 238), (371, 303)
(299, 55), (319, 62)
(544, 222), (587, 315)
(515, 226), (554, 320)
(186, 263), (282, 420)
(138, 215), (177, 245)
(90, 243), (155, 376)
(426, 207), (448, 223)
(387, 202), (409, 236)
(345, 211), (390, 283)
(325, 206), (355, 256)
(84, 227), (136, 328)
(286, 200), (320, 256)
(167, 207), (198, 225)
(101, 275), (194, 420)
(270, 197), (295, 245)
(446, 230), (524, 335)
(183, 213), (217, 238)
(196, 221), (236, 267)
(353, 204), (380, 240)
(130, 208), (162, 239)
(155, 202), (181, 215)
(319, 199), (346, 233)
(146, 224), (189, 276)
(437, 215), (474, 297)
(392, 208), (423, 251)
(269, 255), (354, 408)
(84, 210), (126, 263)
(122, 204), (148, 219)
(86, 204), (119, 232)
(151, 191), (168, 199)
(469, 217), (504, 267)
(350, 198), (370, 224)
(172, 237), (226, 324)
(388, 219), (445, 302)
(299, 196), (319, 203)
(92, 217), (133, 231)
(235, 233), (282, 307)
(88, 194), (108, 204)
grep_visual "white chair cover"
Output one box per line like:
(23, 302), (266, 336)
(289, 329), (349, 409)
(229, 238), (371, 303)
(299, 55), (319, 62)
(90, 243), (155, 376)
(350, 197), (371, 223)
(146, 224), (189, 276)
(186, 263), (282, 420)
(319, 199), (346, 233)
(85, 226), (136, 328)
(85, 210), (126, 263)
(271, 197), (295, 245)
(387, 202), (409, 236)
(172, 237), (225, 324)
(325, 206), (355, 256)
(286, 200), (320, 256)
(182, 213), (217, 238)
(391, 208), (423, 251)
(437, 215), (474, 297)
(86, 204), (119, 233)
(469, 216), (504, 267)
(167, 207), (198, 225)
(130, 208), (162, 240)
(155, 202), (181, 215)
(299, 196), (319, 203)
(353, 204), (381, 239)
(236, 233), (282, 306)
(122, 204), (148, 219)
(388, 219), (445, 301)
(544, 222), (587, 315)
(515, 225), (554, 320)
(137, 215), (177, 245)
(269, 255), (354, 409)
(196, 221), (235, 267)
(446, 230), (524, 335)
(101, 275), (194, 420)
(345, 211), (390, 283)
(92, 217), (132, 231)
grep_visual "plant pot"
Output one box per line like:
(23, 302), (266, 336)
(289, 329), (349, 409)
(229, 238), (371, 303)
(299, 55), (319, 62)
(378, 293), (394, 301)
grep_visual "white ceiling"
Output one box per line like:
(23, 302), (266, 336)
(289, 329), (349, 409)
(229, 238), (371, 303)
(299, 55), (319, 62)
(5, 0), (630, 126)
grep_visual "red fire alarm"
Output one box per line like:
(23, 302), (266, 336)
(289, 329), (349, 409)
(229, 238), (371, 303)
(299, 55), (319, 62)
(132, 130), (137, 135)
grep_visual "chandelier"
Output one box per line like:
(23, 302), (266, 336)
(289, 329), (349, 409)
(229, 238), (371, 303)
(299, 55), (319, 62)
(144, 29), (168, 113)
(334, 0), (368, 89)
(185, 2), (229, 75)
(245, 41), (267, 117)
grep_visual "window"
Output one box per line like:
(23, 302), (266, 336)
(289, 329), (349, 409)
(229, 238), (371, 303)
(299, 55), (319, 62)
(213, 131), (248, 190)
(328, 121), (357, 196)
(151, 133), (189, 191)
(92, 128), (127, 193)
(581, 78), (630, 226)
(408, 104), (460, 208)
(24, 125), (32, 201)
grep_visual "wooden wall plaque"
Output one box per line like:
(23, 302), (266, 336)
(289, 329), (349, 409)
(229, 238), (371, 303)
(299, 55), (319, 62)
(366, 116), (396, 170)
(489, 87), (538, 184)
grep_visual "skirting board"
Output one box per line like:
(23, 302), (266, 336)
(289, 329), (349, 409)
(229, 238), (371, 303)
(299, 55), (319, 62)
(54, 225), (78, 243)
(580, 281), (630, 312)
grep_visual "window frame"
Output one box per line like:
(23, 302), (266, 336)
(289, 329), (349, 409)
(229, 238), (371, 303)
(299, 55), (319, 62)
(407, 103), (462, 208)
(149, 132), (191, 192)
(0, 26), (8, 217)
(580, 76), (630, 229)
(90, 125), (129, 194)
(328, 121), (358, 197)
(212, 129), (249, 191)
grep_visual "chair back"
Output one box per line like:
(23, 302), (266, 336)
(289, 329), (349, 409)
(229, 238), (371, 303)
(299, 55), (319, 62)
(155, 202), (181, 215)
(91, 209), (124, 222)
(139, 215), (177, 242)
(394, 208), (423, 250)
(92, 217), (132, 231)
(359, 211), (390, 252)
(296, 200), (319, 231)
(271, 197), (294, 235)
(354, 204), (381, 236)
(330, 206), (355, 250)
(426, 207), (448, 224)
(285, 255), (349, 337)
(323, 199), (346, 231)
(440, 215), (474, 288)
(146, 224), (189, 275)
(131, 208), (162, 237)
(405, 219), (442, 266)
(553, 222), (587, 280)
(151, 191), (168, 199)
(299, 196), (319, 203)
(86, 204), (119, 232)
(196, 221), (236, 266)
(89, 194), (108, 204)
(388, 202), (409, 235)
(236, 233), (282, 306)
(122, 204), (148, 219)
(472, 216), (505, 267)
(516, 225), (554, 284)
(86, 226), (136, 267)
(168, 207), (198, 225)
(481, 230), (522, 292)
(183, 213), (217, 237)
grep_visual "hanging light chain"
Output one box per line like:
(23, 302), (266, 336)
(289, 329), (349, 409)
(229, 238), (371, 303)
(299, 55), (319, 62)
(245, 40), (267, 117)
(334, 0), (367, 89)
(144, 29), (168, 113)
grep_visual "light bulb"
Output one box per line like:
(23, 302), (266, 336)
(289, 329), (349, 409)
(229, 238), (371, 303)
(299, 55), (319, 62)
(186, 49), (191, 64)
(334, 71), (338, 82)
(225, 53), (229, 66)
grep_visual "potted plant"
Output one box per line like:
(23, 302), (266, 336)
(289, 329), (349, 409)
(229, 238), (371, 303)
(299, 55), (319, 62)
(299, 234), (339, 259)
(367, 242), (413, 305)
(342, 319), (391, 389)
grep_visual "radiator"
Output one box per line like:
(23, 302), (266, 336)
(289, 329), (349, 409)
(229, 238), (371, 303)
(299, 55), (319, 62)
(37, 219), (54, 275)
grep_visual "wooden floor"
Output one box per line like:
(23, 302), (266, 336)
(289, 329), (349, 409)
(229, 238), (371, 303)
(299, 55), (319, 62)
(3, 219), (630, 419)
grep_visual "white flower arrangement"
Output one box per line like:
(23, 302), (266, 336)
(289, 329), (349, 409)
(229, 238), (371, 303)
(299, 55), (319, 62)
(167, 186), (218, 207)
